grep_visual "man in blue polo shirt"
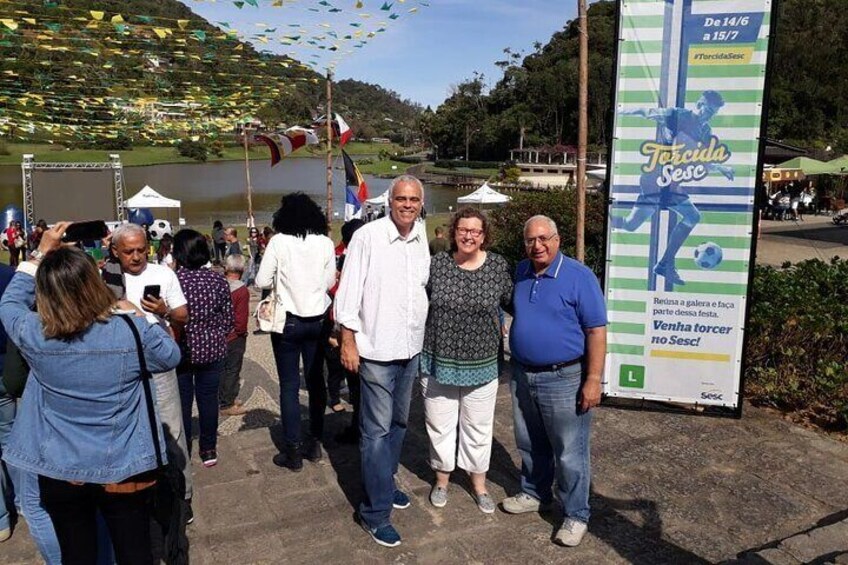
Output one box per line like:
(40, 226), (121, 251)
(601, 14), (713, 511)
(502, 215), (607, 548)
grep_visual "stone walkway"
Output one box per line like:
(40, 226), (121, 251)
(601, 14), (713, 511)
(4, 227), (848, 564)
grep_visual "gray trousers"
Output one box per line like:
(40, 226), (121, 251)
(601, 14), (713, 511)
(153, 369), (193, 500)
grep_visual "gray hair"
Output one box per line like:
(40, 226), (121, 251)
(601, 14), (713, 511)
(111, 223), (147, 247)
(388, 174), (424, 200)
(224, 253), (246, 274)
(524, 215), (558, 236)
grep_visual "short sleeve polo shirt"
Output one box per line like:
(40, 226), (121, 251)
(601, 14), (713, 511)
(509, 252), (607, 366)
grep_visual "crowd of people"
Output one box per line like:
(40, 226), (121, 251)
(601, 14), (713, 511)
(0, 173), (608, 561)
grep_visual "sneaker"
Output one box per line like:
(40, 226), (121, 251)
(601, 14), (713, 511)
(653, 262), (685, 286)
(200, 450), (218, 467)
(302, 438), (323, 463)
(502, 492), (553, 514)
(0, 527), (11, 542)
(185, 500), (194, 525)
(219, 404), (248, 416)
(392, 489), (411, 509)
(474, 492), (496, 514)
(360, 521), (401, 548)
(554, 518), (588, 547)
(273, 444), (303, 472)
(429, 486), (448, 508)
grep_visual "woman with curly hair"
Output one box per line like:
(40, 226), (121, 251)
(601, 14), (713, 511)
(256, 193), (336, 471)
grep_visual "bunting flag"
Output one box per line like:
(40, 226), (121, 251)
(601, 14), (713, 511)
(253, 126), (319, 166)
(313, 112), (352, 146)
(342, 148), (368, 220)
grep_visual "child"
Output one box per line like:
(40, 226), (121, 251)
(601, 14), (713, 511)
(220, 254), (250, 416)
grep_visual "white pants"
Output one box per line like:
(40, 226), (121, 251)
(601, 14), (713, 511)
(420, 376), (499, 474)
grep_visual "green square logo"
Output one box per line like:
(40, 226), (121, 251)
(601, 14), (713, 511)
(619, 365), (645, 389)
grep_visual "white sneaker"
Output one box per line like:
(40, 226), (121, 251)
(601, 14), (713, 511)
(502, 492), (553, 514)
(554, 518), (588, 547)
(0, 527), (11, 542)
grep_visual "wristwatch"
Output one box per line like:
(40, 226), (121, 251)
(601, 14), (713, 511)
(30, 249), (46, 262)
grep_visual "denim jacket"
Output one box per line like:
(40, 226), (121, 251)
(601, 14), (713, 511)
(0, 269), (182, 483)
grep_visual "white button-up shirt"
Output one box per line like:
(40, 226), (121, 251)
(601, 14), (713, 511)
(334, 216), (430, 362)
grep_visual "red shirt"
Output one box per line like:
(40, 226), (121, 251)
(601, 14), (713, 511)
(228, 283), (250, 341)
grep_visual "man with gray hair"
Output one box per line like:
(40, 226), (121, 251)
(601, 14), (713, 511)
(220, 254), (249, 416)
(502, 215), (607, 548)
(106, 223), (195, 518)
(334, 174), (429, 548)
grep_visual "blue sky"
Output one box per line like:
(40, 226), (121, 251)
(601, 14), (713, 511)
(182, 1), (578, 109)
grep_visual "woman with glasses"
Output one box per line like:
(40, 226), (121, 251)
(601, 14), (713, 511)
(420, 207), (513, 514)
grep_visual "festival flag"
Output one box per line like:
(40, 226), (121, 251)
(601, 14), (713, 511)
(313, 113), (352, 146)
(342, 148), (368, 220)
(253, 126), (318, 166)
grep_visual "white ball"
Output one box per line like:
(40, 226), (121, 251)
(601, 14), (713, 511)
(148, 219), (172, 241)
(693, 241), (723, 270)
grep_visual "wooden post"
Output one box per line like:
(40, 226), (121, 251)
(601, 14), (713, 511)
(243, 123), (254, 227)
(576, 0), (589, 263)
(326, 70), (334, 227)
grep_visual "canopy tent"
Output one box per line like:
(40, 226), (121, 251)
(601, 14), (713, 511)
(125, 185), (183, 225)
(587, 167), (607, 180)
(775, 157), (830, 175)
(365, 189), (389, 207)
(457, 182), (511, 205)
(822, 155), (848, 175)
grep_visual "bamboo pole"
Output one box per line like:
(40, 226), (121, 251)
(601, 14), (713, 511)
(243, 123), (254, 227)
(576, 0), (589, 262)
(326, 70), (334, 227)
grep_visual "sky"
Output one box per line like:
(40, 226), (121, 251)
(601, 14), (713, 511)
(182, 0), (579, 109)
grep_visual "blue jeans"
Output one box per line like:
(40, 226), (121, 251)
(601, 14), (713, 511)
(177, 358), (225, 454)
(358, 356), (417, 530)
(0, 379), (16, 531)
(7, 465), (62, 563)
(510, 362), (592, 523)
(270, 313), (327, 446)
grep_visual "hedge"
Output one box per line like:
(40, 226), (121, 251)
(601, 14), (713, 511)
(434, 159), (503, 170)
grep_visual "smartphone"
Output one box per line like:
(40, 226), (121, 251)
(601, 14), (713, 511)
(62, 220), (108, 243)
(142, 285), (161, 300)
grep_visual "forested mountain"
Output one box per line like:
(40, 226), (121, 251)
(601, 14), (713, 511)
(426, 0), (847, 160)
(0, 0), (421, 144)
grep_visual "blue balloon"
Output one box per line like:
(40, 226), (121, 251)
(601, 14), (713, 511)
(128, 208), (154, 226)
(1, 205), (23, 230)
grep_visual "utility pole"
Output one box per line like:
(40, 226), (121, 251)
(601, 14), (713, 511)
(326, 70), (333, 227)
(465, 123), (471, 162)
(243, 121), (255, 228)
(576, 0), (589, 262)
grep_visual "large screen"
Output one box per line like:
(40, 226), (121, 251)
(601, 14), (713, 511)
(31, 169), (118, 223)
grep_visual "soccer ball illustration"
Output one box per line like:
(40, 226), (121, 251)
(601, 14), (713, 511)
(149, 219), (172, 241)
(693, 241), (723, 270)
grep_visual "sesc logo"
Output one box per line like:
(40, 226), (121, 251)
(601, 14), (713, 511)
(700, 390), (724, 401)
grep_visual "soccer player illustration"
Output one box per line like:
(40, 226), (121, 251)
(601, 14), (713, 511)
(612, 90), (733, 286)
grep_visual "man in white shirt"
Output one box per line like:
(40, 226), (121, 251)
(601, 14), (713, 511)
(108, 223), (194, 512)
(334, 175), (430, 548)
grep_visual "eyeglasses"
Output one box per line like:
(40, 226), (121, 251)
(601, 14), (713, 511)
(524, 233), (558, 247)
(456, 228), (483, 237)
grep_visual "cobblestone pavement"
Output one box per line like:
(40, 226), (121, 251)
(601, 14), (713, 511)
(4, 231), (848, 563)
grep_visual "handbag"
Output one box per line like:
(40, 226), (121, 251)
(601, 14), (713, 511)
(119, 315), (189, 565)
(254, 288), (276, 332)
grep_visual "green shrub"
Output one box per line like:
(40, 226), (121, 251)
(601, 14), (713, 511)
(745, 259), (848, 430)
(487, 189), (606, 277)
(435, 159), (502, 170)
(177, 139), (208, 162)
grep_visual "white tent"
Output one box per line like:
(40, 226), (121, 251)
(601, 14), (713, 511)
(457, 182), (511, 205)
(587, 167), (607, 180)
(125, 185), (183, 225)
(365, 190), (389, 207)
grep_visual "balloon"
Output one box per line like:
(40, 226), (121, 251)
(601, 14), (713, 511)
(128, 208), (154, 226)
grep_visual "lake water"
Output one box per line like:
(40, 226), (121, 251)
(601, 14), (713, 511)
(0, 157), (474, 227)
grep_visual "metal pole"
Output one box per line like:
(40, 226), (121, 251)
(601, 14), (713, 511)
(576, 0), (589, 262)
(243, 124), (255, 227)
(326, 70), (334, 226)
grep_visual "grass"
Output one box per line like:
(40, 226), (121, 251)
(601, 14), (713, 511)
(0, 141), (407, 167)
(356, 159), (413, 176)
(424, 166), (499, 180)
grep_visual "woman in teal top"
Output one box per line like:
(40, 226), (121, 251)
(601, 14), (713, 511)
(420, 207), (512, 514)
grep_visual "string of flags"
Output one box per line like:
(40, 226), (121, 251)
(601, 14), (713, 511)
(0, 0), (430, 144)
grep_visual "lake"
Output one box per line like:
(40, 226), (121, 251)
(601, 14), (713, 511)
(0, 157), (475, 227)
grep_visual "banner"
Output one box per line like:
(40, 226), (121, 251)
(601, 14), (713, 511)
(603, 0), (776, 411)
